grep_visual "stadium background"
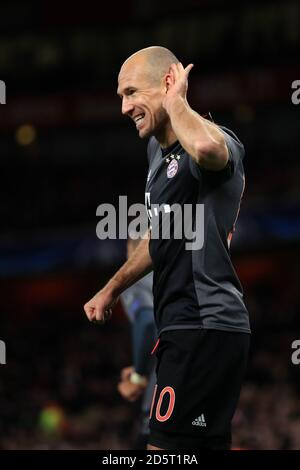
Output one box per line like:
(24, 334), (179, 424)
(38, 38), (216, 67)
(0, 0), (300, 449)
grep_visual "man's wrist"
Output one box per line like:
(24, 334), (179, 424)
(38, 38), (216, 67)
(105, 278), (122, 297)
(164, 94), (187, 115)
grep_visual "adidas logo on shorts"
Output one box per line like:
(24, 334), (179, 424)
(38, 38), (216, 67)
(192, 413), (207, 427)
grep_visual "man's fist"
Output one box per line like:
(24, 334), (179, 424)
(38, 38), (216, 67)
(84, 287), (118, 324)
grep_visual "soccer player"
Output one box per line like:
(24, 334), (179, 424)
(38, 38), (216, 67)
(118, 235), (156, 448)
(84, 46), (250, 450)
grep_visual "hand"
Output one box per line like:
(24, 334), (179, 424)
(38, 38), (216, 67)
(163, 62), (194, 113)
(83, 286), (118, 324)
(120, 366), (134, 382)
(117, 378), (147, 402)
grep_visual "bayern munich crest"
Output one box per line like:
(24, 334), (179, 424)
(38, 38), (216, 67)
(167, 158), (179, 178)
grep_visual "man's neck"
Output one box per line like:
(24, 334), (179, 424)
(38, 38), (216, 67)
(155, 121), (177, 149)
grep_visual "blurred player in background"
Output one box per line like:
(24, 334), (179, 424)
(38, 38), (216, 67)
(84, 46), (250, 450)
(118, 234), (156, 449)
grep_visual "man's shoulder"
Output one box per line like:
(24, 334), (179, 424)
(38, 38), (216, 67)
(219, 125), (245, 158)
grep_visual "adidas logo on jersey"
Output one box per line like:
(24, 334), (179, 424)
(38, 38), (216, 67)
(192, 414), (207, 427)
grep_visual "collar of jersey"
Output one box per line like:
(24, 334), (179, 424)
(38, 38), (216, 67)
(160, 140), (180, 158)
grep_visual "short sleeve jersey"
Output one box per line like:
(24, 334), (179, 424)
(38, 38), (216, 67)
(145, 126), (250, 336)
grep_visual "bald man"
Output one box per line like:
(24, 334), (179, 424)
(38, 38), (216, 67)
(84, 46), (250, 450)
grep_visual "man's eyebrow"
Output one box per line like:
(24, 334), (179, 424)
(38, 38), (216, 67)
(117, 86), (137, 97)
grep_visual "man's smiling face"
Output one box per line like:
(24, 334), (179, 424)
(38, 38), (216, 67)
(117, 56), (168, 139)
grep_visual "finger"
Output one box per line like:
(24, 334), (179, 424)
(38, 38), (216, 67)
(176, 62), (188, 80)
(83, 303), (89, 316)
(185, 63), (194, 77)
(92, 318), (105, 326)
(95, 304), (104, 322)
(118, 383), (131, 400)
(117, 382), (125, 396)
(121, 366), (133, 380)
(170, 63), (180, 80)
(95, 307), (112, 324)
(104, 308), (112, 322)
(84, 305), (95, 321)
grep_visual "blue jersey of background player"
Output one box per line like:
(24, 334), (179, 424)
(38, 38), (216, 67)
(118, 236), (157, 447)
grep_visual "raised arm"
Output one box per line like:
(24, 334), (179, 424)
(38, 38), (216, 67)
(163, 63), (229, 171)
(84, 232), (152, 323)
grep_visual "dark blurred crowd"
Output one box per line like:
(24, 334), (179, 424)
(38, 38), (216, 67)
(0, 267), (300, 450)
(0, 310), (136, 450)
(1, 0), (299, 452)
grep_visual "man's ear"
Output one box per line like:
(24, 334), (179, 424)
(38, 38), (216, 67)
(165, 70), (175, 92)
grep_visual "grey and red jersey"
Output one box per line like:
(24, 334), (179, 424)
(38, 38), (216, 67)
(145, 126), (250, 336)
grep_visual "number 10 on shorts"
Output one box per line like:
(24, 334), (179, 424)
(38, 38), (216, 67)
(150, 385), (176, 422)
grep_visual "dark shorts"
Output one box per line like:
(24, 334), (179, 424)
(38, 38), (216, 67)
(148, 328), (250, 450)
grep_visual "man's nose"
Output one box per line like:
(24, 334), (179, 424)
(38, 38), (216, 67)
(122, 97), (134, 115)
